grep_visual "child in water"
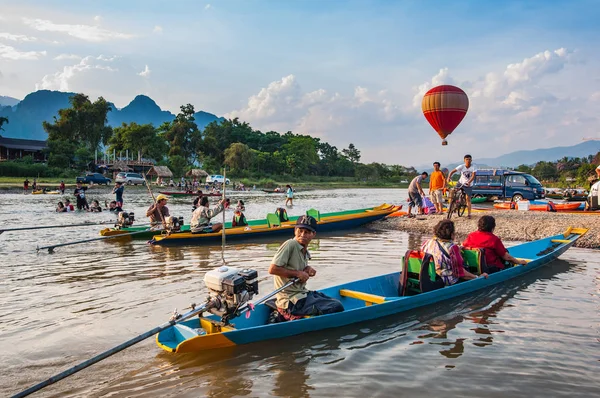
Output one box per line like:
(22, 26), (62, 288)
(89, 200), (103, 212)
(56, 201), (67, 212)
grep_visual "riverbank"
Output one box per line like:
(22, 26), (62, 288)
(376, 210), (599, 249)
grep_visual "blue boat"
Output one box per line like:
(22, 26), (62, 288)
(156, 227), (587, 354)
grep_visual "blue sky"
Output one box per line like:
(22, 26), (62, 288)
(1, 0), (599, 165)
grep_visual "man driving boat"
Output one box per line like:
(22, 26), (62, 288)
(268, 215), (344, 321)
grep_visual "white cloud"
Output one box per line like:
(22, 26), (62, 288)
(93, 15), (102, 23)
(411, 67), (455, 107)
(227, 74), (406, 145)
(138, 65), (151, 78)
(53, 53), (82, 61)
(0, 43), (46, 60)
(22, 18), (134, 42)
(0, 32), (38, 42)
(153, 25), (163, 34)
(205, 4), (212, 10)
(36, 55), (118, 91)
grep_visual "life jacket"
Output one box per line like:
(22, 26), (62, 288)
(232, 212), (248, 227)
(547, 201), (557, 212)
(275, 207), (289, 222)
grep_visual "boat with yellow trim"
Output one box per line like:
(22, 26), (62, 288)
(148, 204), (400, 245)
(156, 227), (587, 353)
(99, 204), (399, 242)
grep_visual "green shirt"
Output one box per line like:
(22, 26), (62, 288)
(272, 238), (310, 309)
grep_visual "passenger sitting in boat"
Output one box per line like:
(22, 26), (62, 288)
(190, 196), (226, 233)
(422, 220), (485, 286)
(462, 215), (528, 273)
(146, 194), (170, 226)
(56, 201), (67, 212)
(268, 216), (344, 321)
(89, 200), (102, 212)
(235, 200), (245, 212)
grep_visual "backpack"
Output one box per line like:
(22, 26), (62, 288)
(422, 196), (436, 214)
(547, 201), (557, 212)
(275, 207), (289, 222)
(232, 212), (248, 227)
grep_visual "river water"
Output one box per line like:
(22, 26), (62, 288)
(1, 188), (598, 397)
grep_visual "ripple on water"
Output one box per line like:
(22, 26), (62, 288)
(1, 189), (599, 397)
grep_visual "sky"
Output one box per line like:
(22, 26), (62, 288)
(1, 0), (600, 166)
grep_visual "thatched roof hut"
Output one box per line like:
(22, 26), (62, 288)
(147, 165), (173, 178)
(111, 160), (133, 172)
(186, 169), (209, 178)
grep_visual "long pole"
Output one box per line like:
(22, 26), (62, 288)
(221, 167), (226, 264)
(11, 298), (217, 398)
(37, 229), (153, 252)
(0, 221), (117, 235)
(12, 279), (297, 398)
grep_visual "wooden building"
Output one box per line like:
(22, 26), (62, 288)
(0, 137), (47, 162)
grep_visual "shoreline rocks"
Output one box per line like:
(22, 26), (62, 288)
(375, 210), (599, 249)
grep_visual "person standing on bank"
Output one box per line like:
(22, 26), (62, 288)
(285, 184), (294, 206)
(146, 194), (170, 226)
(407, 172), (428, 217)
(268, 215), (344, 321)
(447, 154), (477, 219)
(429, 162), (446, 214)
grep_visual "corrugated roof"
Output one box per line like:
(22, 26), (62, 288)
(0, 137), (47, 151)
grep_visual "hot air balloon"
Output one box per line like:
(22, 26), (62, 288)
(421, 85), (469, 145)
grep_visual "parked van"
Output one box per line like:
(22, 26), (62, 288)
(471, 169), (545, 201)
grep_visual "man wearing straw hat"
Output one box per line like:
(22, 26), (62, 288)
(146, 194), (170, 226)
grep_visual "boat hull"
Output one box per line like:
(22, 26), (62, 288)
(158, 191), (222, 197)
(156, 228), (586, 353)
(493, 202), (582, 211)
(150, 205), (399, 245)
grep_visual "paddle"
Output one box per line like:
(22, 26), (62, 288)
(0, 220), (117, 235)
(12, 278), (298, 398)
(36, 229), (153, 253)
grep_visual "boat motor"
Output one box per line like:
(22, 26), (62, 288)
(165, 216), (184, 232)
(203, 266), (259, 319)
(117, 211), (135, 227)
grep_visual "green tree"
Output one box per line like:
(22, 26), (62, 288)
(168, 155), (188, 178)
(532, 161), (558, 181)
(282, 135), (319, 175)
(224, 142), (253, 173)
(109, 122), (167, 161)
(516, 164), (532, 173)
(0, 116), (8, 134)
(160, 104), (201, 164)
(342, 143), (361, 164)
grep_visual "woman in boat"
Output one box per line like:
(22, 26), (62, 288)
(462, 215), (528, 273)
(422, 219), (485, 286)
(190, 196), (226, 233)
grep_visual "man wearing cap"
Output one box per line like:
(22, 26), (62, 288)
(146, 194), (170, 226)
(268, 215), (344, 320)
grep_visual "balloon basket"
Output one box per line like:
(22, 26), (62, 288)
(442, 140), (448, 146)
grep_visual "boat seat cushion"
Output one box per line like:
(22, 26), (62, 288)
(306, 208), (321, 221)
(399, 250), (442, 296)
(266, 213), (280, 228)
(461, 248), (488, 275)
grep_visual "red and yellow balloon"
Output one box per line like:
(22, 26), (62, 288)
(421, 85), (469, 145)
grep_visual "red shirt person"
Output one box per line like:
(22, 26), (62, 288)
(462, 215), (527, 273)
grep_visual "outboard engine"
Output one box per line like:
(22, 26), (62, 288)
(203, 266), (259, 319)
(117, 211), (135, 227)
(165, 216), (184, 232)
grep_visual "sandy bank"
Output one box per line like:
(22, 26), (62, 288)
(375, 210), (599, 249)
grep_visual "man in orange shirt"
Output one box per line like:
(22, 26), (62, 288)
(428, 162), (446, 214)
